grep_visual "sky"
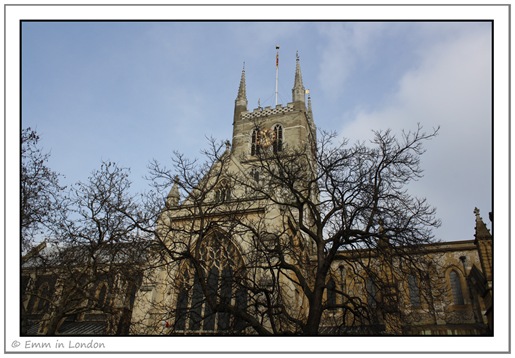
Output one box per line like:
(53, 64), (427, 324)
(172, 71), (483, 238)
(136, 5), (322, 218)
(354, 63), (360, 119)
(21, 20), (492, 243)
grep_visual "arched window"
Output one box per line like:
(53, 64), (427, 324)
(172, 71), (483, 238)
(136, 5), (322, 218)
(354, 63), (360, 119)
(450, 270), (465, 305)
(365, 277), (377, 309)
(273, 124), (283, 153)
(174, 232), (246, 334)
(339, 266), (346, 295)
(35, 282), (50, 313)
(95, 283), (109, 309)
(215, 180), (231, 203)
(408, 274), (421, 308)
(251, 168), (260, 182)
(251, 129), (260, 156)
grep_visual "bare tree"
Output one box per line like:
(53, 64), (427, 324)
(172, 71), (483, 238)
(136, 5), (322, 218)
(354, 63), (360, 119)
(133, 125), (442, 335)
(21, 128), (64, 252)
(22, 161), (151, 335)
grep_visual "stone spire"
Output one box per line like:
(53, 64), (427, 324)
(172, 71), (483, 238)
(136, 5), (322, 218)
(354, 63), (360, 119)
(233, 64), (248, 125)
(235, 63), (248, 110)
(292, 51), (306, 107)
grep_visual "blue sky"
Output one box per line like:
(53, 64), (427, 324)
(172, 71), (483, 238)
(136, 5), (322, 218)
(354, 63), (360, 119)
(21, 21), (492, 242)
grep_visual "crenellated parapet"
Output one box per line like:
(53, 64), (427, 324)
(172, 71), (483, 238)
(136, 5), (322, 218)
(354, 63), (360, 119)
(241, 103), (296, 121)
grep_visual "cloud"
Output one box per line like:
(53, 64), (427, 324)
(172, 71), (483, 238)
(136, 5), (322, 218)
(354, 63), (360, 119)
(340, 25), (492, 241)
(316, 22), (390, 100)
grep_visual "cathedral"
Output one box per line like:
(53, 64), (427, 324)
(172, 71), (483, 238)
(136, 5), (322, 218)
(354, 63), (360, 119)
(21, 54), (493, 336)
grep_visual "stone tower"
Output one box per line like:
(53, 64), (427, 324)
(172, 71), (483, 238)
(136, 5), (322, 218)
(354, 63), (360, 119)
(231, 53), (316, 162)
(130, 53), (318, 335)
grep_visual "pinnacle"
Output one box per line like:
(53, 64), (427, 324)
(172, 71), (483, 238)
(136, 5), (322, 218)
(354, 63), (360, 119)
(474, 207), (492, 240)
(236, 63), (247, 101)
(167, 176), (181, 207)
(292, 51), (306, 104)
(294, 51), (304, 90)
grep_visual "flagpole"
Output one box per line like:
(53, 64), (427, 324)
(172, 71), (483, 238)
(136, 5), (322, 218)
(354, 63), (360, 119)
(275, 45), (280, 106)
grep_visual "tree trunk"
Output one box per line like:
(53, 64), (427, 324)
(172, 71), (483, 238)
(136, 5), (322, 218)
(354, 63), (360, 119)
(304, 273), (326, 335)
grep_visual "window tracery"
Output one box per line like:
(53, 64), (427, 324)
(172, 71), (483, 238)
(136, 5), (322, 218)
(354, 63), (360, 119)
(273, 124), (283, 153)
(250, 124), (283, 156)
(214, 180), (231, 203)
(173, 232), (246, 334)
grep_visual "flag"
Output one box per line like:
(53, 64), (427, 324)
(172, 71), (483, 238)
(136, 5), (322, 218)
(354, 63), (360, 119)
(276, 45), (279, 68)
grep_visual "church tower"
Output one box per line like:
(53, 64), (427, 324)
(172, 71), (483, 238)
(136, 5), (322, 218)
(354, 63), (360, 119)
(131, 53), (319, 335)
(230, 53), (316, 162)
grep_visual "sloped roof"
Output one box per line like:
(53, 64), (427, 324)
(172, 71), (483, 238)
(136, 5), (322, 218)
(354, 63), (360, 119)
(57, 321), (106, 335)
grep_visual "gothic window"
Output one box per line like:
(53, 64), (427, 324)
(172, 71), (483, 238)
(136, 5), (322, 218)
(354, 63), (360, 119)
(449, 270), (465, 305)
(96, 283), (109, 309)
(203, 267), (219, 331)
(27, 277), (56, 314)
(35, 282), (50, 313)
(188, 272), (204, 331)
(215, 180), (231, 203)
(173, 232), (247, 334)
(251, 168), (260, 182)
(251, 129), (260, 156)
(408, 274), (421, 308)
(273, 124), (283, 153)
(365, 277), (377, 309)
(326, 278), (337, 309)
(339, 266), (346, 295)
(218, 266), (233, 330)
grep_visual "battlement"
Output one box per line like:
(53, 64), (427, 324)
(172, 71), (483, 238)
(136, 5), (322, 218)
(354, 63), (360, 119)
(241, 103), (296, 120)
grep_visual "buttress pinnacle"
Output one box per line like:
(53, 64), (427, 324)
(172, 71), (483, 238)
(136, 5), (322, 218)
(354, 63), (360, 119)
(474, 207), (492, 240)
